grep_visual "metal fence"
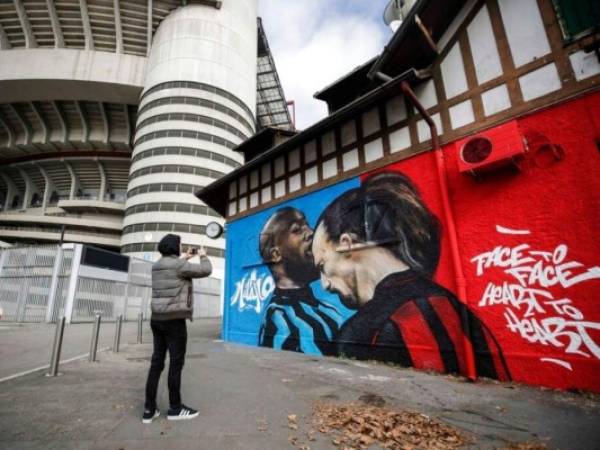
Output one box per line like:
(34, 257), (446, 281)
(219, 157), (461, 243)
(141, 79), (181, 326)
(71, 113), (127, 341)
(0, 244), (222, 323)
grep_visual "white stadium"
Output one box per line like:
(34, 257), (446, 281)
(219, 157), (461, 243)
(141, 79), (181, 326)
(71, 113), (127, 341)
(0, 0), (292, 283)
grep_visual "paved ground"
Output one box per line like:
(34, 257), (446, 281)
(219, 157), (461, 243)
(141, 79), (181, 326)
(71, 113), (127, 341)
(0, 319), (598, 450)
(0, 320), (151, 380)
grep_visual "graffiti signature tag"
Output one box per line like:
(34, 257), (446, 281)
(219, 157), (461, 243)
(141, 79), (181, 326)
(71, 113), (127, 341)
(471, 229), (600, 367)
(230, 269), (275, 314)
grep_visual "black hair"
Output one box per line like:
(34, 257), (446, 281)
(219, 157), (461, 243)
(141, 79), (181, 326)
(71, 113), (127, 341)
(157, 233), (181, 256)
(315, 172), (441, 276)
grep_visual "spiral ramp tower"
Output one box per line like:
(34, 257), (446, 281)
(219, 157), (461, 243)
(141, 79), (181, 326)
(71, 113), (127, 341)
(122, 1), (258, 281)
(0, 0), (293, 285)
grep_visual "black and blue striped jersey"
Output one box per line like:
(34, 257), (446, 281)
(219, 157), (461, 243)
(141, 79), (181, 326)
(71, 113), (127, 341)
(258, 286), (343, 356)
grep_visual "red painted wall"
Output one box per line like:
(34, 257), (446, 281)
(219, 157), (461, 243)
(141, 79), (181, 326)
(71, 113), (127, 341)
(380, 93), (600, 391)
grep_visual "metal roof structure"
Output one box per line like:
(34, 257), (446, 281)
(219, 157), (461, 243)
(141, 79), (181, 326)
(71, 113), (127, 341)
(0, 0), (221, 57)
(256, 17), (294, 131)
(0, 0), (293, 250)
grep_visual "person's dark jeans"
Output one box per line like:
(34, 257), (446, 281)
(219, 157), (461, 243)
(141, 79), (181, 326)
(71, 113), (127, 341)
(144, 319), (187, 410)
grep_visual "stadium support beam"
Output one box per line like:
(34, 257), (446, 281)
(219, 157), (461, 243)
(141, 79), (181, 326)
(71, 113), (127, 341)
(29, 102), (48, 144)
(79, 0), (94, 51)
(99, 102), (110, 145)
(8, 104), (31, 146)
(52, 101), (68, 144)
(46, 0), (65, 48)
(36, 164), (55, 212)
(146, 0), (153, 56)
(123, 104), (132, 146)
(97, 160), (107, 200)
(13, 0), (37, 49)
(0, 115), (15, 148)
(0, 23), (11, 50)
(65, 162), (80, 200)
(18, 169), (40, 210)
(113, 0), (123, 54)
(0, 173), (17, 210)
(75, 101), (89, 143)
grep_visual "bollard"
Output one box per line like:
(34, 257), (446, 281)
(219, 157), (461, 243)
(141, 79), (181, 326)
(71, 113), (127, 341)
(137, 313), (143, 344)
(113, 314), (123, 353)
(47, 317), (66, 377)
(88, 314), (102, 362)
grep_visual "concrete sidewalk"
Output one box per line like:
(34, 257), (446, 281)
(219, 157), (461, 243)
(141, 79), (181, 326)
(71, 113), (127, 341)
(0, 319), (598, 450)
(0, 320), (154, 380)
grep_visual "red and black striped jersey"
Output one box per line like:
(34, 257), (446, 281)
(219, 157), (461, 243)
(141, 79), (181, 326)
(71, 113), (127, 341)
(337, 270), (511, 381)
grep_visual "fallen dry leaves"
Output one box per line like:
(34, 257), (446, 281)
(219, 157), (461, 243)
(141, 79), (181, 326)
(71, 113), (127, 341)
(500, 443), (549, 450)
(311, 401), (467, 450)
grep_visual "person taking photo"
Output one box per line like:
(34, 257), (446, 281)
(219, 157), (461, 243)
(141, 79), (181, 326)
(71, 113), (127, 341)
(142, 233), (212, 424)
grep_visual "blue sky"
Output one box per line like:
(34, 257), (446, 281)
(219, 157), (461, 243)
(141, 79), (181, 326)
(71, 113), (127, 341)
(258, 0), (393, 129)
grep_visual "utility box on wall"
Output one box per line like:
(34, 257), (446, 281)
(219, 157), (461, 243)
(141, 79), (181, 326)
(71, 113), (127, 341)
(456, 120), (526, 175)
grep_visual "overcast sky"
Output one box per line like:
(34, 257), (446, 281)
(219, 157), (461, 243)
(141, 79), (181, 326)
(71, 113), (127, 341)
(258, 0), (393, 130)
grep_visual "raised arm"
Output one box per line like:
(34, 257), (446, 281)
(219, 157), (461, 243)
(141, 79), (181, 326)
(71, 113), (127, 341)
(178, 256), (212, 279)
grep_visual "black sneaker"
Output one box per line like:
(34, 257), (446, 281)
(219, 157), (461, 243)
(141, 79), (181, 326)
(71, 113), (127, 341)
(142, 408), (160, 424)
(167, 404), (199, 421)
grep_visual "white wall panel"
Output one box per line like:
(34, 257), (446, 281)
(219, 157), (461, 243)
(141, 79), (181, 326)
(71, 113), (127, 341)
(342, 148), (359, 171)
(519, 63), (561, 101)
(304, 166), (318, 186)
(441, 43), (469, 99)
(321, 131), (336, 156)
(385, 96), (407, 125)
(361, 108), (381, 136)
(322, 158), (338, 179)
(467, 5), (503, 84)
(570, 50), (600, 81)
(261, 187), (271, 203)
(341, 120), (357, 146)
(389, 127), (411, 153)
(449, 100), (475, 129)
(482, 84), (511, 116)
(364, 138), (384, 163)
(289, 174), (301, 192)
(414, 79), (438, 110)
(498, 0), (550, 68)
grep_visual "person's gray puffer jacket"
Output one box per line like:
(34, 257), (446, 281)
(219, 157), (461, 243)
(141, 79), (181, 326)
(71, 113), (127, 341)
(151, 255), (212, 320)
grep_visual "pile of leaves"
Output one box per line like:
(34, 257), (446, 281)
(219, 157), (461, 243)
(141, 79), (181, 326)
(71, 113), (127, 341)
(311, 401), (467, 450)
(501, 443), (548, 450)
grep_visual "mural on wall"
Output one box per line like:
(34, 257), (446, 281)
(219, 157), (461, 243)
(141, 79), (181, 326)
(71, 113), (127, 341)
(257, 207), (344, 355)
(224, 94), (600, 392)
(225, 171), (509, 380)
(311, 172), (510, 379)
(472, 226), (600, 371)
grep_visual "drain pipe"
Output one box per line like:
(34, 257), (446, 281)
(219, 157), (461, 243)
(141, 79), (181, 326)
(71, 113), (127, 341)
(374, 72), (477, 381)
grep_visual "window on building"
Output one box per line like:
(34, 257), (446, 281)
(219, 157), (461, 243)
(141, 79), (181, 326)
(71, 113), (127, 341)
(552, 0), (600, 40)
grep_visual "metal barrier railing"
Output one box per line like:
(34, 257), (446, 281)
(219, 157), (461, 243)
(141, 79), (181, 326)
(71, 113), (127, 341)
(0, 244), (223, 324)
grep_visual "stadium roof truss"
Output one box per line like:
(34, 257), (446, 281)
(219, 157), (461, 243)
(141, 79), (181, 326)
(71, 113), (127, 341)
(256, 18), (294, 131)
(0, 1), (293, 138)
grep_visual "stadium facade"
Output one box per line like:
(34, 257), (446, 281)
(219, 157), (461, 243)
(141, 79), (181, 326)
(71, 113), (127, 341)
(0, 0), (292, 282)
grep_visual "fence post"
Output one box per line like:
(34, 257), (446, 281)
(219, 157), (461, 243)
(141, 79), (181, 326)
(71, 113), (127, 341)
(113, 314), (123, 352)
(64, 244), (82, 324)
(137, 313), (143, 344)
(0, 248), (9, 320)
(88, 314), (102, 362)
(46, 317), (66, 377)
(0, 247), (7, 277)
(45, 245), (64, 323)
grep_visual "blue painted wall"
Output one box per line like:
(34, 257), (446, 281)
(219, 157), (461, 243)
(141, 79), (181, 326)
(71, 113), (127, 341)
(223, 178), (359, 351)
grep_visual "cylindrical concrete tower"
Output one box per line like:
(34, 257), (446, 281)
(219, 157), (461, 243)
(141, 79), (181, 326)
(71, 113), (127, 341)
(122, 1), (258, 279)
